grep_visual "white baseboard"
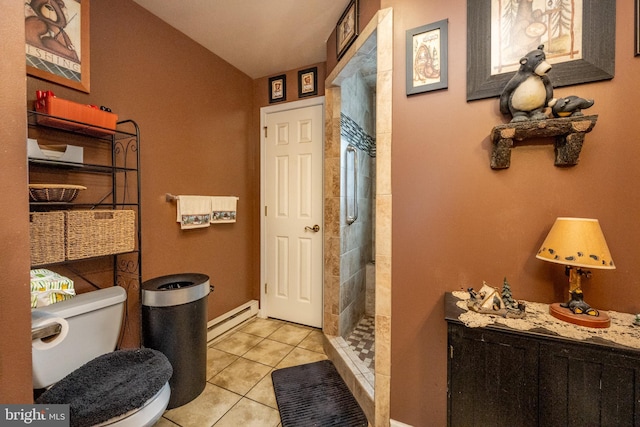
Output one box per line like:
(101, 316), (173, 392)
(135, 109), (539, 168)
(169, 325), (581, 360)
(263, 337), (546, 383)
(391, 420), (413, 427)
(206, 300), (259, 342)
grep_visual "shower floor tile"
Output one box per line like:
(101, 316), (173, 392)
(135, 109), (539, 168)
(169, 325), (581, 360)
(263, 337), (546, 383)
(346, 315), (375, 370)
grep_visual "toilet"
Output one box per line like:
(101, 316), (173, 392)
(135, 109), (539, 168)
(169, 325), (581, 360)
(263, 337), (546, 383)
(31, 286), (172, 427)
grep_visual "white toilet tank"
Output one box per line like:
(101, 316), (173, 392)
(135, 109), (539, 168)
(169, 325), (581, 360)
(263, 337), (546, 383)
(32, 286), (127, 389)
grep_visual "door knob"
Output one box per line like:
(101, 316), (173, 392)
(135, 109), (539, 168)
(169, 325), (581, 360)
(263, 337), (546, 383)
(305, 224), (320, 232)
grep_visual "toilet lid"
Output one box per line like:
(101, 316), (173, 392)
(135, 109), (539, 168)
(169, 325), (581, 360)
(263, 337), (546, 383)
(36, 348), (172, 427)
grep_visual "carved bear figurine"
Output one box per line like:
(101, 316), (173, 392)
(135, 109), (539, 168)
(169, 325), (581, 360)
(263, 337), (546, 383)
(499, 45), (554, 122)
(549, 96), (594, 118)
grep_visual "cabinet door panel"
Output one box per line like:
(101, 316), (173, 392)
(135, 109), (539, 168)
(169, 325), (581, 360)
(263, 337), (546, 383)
(448, 325), (539, 427)
(539, 342), (640, 427)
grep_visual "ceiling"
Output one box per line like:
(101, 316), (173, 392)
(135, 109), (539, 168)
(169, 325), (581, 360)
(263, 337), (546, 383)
(132, 0), (352, 79)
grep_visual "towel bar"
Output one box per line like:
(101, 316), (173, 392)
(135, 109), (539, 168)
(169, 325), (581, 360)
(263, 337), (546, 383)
(166, 193), (240, 202)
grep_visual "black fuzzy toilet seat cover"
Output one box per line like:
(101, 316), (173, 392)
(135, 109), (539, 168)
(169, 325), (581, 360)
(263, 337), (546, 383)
(36, 348), (173, 427)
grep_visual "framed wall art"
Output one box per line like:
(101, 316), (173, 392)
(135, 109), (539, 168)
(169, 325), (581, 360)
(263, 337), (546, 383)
(298, 67), (318, 98)
(25, 0), (90, 93)
(336, 0), (359, 60)
(467, 0), (615, 101)
(268, 74), (287, 103)
(406, 19), (448, 96)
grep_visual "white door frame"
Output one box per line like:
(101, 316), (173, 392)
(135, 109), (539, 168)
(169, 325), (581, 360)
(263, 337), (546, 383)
(259, 96), (325, 321)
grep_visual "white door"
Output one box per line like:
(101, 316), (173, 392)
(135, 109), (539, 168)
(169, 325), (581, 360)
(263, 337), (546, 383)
(262, 101), (323, 328)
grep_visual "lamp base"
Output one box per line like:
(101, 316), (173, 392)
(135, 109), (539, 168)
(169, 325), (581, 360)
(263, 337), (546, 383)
(549, 303), (610, 328)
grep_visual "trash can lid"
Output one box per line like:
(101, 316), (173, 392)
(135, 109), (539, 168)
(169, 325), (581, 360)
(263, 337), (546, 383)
(142, 273), (210, 307)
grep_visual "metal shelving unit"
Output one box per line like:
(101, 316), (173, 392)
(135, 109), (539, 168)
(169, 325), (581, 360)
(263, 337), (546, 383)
(27, 110), (141, 295)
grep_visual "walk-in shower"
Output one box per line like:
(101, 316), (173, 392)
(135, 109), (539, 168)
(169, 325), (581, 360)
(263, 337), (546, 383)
(322, 9), (393, 421)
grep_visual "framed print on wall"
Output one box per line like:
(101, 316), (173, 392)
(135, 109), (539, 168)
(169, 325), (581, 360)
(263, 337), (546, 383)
(336, 0), (359, 60)
(298, 67), (318, 98)
(269, 74), (286, 103)
(406, 19), (448, 96)
(467, 0), (615, 101)
(25, 0), (90, 93)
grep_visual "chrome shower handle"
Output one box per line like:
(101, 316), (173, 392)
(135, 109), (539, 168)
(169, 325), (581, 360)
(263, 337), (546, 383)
(346, 144), (358, 225)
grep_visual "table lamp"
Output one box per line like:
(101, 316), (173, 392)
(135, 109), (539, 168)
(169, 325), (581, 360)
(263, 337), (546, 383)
(536, 217), (615, 328)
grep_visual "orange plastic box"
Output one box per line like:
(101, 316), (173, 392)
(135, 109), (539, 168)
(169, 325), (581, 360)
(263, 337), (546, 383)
(35, 97), (118, 136)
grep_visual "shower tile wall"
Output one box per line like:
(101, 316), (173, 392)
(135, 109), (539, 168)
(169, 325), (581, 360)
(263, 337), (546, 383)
(339, 72), (376, 337)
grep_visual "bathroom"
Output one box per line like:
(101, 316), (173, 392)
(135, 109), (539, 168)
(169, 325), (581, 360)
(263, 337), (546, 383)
(3, 0), (290, 400)
(3, 0), (395, 424)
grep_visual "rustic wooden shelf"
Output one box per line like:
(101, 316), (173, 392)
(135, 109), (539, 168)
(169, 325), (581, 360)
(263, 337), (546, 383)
(490, 115), (598, 169)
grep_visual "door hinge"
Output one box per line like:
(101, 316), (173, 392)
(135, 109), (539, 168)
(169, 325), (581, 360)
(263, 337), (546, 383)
(264, 206), (268, 216)
(449, 345), (454, 359)
(264, 126), (267, 138)
(264, 283), (268, 294)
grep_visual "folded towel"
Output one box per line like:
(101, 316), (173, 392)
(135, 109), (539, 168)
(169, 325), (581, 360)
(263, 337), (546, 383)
(30, 269), (75, 308)
(176, 195), (212, 229)
(210, 196), (238, 223)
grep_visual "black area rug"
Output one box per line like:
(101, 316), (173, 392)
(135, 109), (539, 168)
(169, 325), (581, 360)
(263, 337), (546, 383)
(272, 360), (368, 427)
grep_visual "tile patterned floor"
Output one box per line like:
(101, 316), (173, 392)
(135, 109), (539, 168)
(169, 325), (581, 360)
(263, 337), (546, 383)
(346, 315), (375, 370)
(155, 317), (327, 427)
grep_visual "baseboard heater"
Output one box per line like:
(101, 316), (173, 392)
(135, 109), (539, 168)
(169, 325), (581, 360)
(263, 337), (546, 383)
(207, 299), (259, 342)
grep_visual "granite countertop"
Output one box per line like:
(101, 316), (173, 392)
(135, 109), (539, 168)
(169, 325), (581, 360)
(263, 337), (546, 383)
(445, 291), (640, 351)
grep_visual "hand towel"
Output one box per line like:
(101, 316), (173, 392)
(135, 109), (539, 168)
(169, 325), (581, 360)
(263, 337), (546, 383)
(30, 269), (75, 308)
(176, 195), (212, 229)
(210, 196), (238, 223)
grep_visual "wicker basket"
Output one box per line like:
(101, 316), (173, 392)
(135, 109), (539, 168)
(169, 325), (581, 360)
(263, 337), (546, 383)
(29, 184), (86, 203)
(66, 210), (135, 260)
(30, 212), (65, 265)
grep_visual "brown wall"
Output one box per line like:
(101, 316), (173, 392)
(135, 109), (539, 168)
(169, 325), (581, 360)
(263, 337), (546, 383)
(386, 1), (640, 426)
(6, 1), (638, 420)
(23, 0), (257, 349)
(0, 0), (33, 403)
(3, 0), (330, 402)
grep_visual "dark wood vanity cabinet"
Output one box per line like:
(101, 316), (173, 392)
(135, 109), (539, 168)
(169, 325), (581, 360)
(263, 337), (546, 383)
(445, 293), (640, 427)
(537, 340), (640, 426)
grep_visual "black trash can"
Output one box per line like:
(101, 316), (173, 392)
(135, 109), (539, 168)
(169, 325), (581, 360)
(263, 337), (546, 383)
(141, 273), (211, 409)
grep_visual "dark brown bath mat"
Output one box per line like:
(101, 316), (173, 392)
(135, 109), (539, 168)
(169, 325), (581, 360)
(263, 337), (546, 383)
(271, 360), (368, 427)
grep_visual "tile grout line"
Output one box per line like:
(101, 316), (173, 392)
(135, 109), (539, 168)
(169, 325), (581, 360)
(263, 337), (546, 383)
(160, 317), (326, 427)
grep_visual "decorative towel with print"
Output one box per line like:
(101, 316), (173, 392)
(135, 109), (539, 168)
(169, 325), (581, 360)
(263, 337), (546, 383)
(176, 195), (212, 229)
(210, 196), (238, 223)
(30, 269), (75, 308)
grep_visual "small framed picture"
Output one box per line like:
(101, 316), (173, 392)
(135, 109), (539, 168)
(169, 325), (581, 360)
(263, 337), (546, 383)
(406, 19), (448, 96)
(298, 67), (318, 98)
(268, 74), (286, 103)
(336, 0), (359, 60)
